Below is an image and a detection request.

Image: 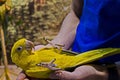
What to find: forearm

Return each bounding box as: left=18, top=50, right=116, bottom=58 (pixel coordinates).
left=35, top=11, right=79, bottom=50
left=49, top=10, right=79, bottom=50
left=73, top=65, right=108, bottom=80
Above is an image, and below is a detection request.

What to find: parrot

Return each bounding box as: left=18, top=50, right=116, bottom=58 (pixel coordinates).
left=11, top=38, right=120, bottom=79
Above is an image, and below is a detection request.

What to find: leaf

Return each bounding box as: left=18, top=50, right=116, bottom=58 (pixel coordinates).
left=0, top=0, right=12, bottom=22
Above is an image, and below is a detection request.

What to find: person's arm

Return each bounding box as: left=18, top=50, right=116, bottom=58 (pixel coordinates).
left=49, top=65, right=108, bottom=80
left=35, top=0, right=84, bottom=50
left=35, top=8, right=79, bottom=49
left=43, top=0, right=83, bottom=50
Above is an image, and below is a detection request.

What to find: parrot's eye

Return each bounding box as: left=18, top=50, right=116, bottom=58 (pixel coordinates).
left=17, top=46, right=23, bottom=51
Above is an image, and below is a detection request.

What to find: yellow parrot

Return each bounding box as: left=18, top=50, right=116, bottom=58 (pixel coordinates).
left=11, top=38, right=120, bottom=79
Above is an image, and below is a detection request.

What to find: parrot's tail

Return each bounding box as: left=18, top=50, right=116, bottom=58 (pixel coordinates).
left=72, top=48, right=120, bottom=67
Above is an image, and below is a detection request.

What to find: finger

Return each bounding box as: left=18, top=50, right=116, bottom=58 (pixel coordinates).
left=49, top=70, right=63, bottom=79
left=49, top=72, right=59, bottom=79
left=34, top=45, right=45, bottom=50
left=16, top=72, right=26, bottom=80
left=55, top=70, right=73, bottom=80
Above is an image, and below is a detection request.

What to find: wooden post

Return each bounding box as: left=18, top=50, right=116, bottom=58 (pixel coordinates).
left=0, top=26, right=10, bottom=80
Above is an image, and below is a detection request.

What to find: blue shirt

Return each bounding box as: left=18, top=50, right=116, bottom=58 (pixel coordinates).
left=72, top=0, right=120, bottom=64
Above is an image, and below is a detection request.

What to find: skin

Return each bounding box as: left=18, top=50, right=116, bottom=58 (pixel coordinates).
left=17, top=0, right=109, bottom=80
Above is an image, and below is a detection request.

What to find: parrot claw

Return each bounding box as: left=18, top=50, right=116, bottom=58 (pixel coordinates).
left=36, top=58, right=61, bottom=70
left=43, top=37, right=65, bottom=49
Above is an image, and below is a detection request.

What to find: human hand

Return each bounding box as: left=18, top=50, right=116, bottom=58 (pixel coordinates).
left=16, top=71, right=40, bottom=80
left=49, top=65, right=108, bottom=80
left=16, top=71, right=26, bottom=80
left=34, top=44, right=53, bottom=51
left=34, top=45, right=46, bottom=51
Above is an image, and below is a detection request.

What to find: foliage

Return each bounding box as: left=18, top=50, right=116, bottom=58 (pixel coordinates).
left=0, top=0, right=12, bottom=32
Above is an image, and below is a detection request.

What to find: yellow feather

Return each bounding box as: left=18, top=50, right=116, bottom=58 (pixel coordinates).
left=11, top=38, right=120, bottom=78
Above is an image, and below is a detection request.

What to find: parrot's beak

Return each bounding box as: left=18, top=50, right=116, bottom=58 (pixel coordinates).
left=26, top=40, right=35, bottom=54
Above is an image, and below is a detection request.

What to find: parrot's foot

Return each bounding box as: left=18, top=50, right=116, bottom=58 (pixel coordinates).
left=44, top=37, right=65, bottom=49
left=36, top=59, right=61, bottom=70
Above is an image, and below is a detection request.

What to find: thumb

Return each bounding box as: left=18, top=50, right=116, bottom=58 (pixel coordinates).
left=16, top=72, right=26, bottom=80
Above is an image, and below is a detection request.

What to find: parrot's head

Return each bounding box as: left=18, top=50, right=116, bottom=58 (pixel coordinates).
left=11, top=38, right=35, bottom=68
